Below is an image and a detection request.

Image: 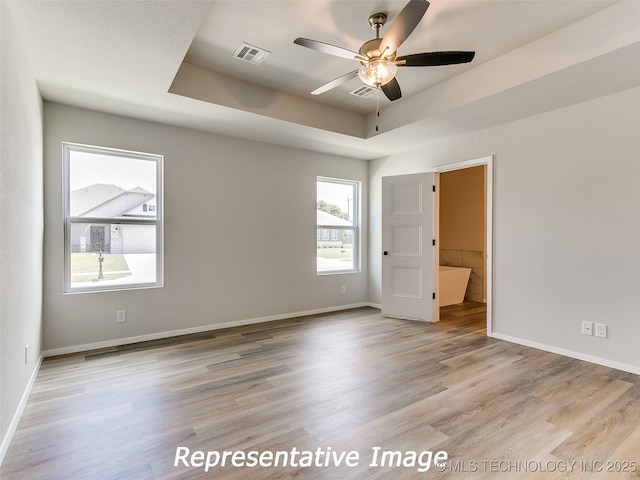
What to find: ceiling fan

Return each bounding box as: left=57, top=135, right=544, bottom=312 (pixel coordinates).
left=294, top=0, right=475, bottom=102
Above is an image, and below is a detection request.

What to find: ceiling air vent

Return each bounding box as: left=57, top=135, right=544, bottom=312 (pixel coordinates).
left=349, top=85, right=376, bottom=98
left=233, top=42, right=270, bottom=65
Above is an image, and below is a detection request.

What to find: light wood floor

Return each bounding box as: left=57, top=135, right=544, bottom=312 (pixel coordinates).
left=2, top=303, right=639, bottom=479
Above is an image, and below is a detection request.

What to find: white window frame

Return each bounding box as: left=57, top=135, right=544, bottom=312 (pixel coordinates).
left=63, top=142, right=163, bottom=293
left=316, top=176, right=360, bottom=275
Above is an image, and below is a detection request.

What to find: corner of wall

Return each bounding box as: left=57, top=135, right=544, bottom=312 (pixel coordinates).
left=0, top=0, right=44, bottom=465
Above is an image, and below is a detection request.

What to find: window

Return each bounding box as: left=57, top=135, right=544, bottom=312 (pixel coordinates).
left=64, top=143, right=163, bottom=293
left=317, top=177, right=359, bottom=274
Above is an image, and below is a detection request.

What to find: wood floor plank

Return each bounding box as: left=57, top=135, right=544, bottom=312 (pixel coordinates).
left=551, top=395, right=640, bottom=462
left=2, top=304, right=639, bottom=480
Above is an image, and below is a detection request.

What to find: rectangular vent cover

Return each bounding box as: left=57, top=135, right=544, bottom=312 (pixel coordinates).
left=349, top=85, right=377, bottom=98
left=233, top=43, right=270, bottom=65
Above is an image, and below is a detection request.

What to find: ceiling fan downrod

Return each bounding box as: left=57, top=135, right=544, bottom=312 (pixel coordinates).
left=368, top=12, right=387, bottom=39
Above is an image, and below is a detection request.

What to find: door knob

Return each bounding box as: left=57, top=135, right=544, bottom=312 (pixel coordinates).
left=383, top=251, right=388, bottom=255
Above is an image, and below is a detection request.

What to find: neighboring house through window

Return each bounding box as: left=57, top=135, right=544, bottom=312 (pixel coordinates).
left=64, top=143, right=163, bottom=292
left=317, top=177, right=359, bottom=274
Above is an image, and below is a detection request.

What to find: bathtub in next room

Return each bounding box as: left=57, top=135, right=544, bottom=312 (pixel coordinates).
left=439, top=266, right=471, bottom=307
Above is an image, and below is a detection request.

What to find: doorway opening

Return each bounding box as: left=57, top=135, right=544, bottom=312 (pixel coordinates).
left=433, top=156, right=493, bottom=335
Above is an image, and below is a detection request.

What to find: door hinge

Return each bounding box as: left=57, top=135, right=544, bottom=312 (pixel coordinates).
left=432, top=292, right=436, bottom=300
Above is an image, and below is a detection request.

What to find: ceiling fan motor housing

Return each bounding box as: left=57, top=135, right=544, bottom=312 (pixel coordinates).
left=359, top=38, right=397, bottom=62
left=362, top=12, right=396, bottom=60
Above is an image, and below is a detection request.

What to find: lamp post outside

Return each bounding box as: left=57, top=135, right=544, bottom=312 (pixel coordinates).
left=97, top=250, right=104, bottom=280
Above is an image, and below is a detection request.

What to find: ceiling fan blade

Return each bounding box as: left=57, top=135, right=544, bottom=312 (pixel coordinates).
left=294, top=38, right=367, bottom=62
left=311, top=70, right=359, bottom=95
left=396, top=51, right=475, bottom=66
left=379, top=0, right=430, bottom=56
left=381, top=77, right=402, bottom=101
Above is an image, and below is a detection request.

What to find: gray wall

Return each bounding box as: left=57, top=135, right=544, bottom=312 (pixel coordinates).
left=0, top=2, right=44, bottom=460
left=369, top=86, right=640, bottom=372
left=43, top=103, right=369, bottom=353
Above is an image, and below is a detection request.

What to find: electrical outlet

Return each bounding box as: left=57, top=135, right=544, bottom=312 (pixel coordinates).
left=595, top=323, right=607, bottom=338
left=117, top=310, right=127, bottom=323
left=581, top=321, right=593, bottom=336
left=340, top=286, right=346, bottom=295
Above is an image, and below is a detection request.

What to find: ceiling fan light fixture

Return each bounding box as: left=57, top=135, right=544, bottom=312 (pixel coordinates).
left=357, top=59, right=397, bottom=88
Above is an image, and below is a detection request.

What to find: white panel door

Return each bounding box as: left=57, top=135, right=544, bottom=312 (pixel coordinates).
left=382, top=173, right=437, bottom=321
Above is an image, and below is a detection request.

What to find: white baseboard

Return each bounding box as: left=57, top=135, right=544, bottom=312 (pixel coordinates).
left=43, top=303, right=376, bottom=357
left=491, top=332, right=640, bottom=375
left=1, top=353, right=44, bottom=466
left=42, top=304, right=638, bottom=372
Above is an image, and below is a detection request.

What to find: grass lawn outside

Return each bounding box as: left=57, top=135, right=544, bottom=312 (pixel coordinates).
left=71, top=253, right=131, bottom=282
left=316, top=247, right=352, bottom=260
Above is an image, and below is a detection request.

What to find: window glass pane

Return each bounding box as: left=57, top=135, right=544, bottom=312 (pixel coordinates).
left=69, top=222, right=157, bottom=288
left=317, top=228, right=354, bottom=272
left=316, top=181, right=354, bottom=227
left=69, top=150, right=157, bottom=220
left=317, top=178, right=358, bottom=273
left=65, top=143, right=162, bottom=293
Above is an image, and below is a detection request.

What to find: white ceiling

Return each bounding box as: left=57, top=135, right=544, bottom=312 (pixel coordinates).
left=186, top=0, right=615, bottom=113
left=7, top=0, right=640, bottom=160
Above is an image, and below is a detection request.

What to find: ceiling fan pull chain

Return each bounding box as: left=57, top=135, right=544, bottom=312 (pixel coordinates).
left=376, top=89, right=380, bottom=132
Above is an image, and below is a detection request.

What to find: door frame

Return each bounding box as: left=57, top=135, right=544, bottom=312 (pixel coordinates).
left=432, top=155, right=493, bottom=336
